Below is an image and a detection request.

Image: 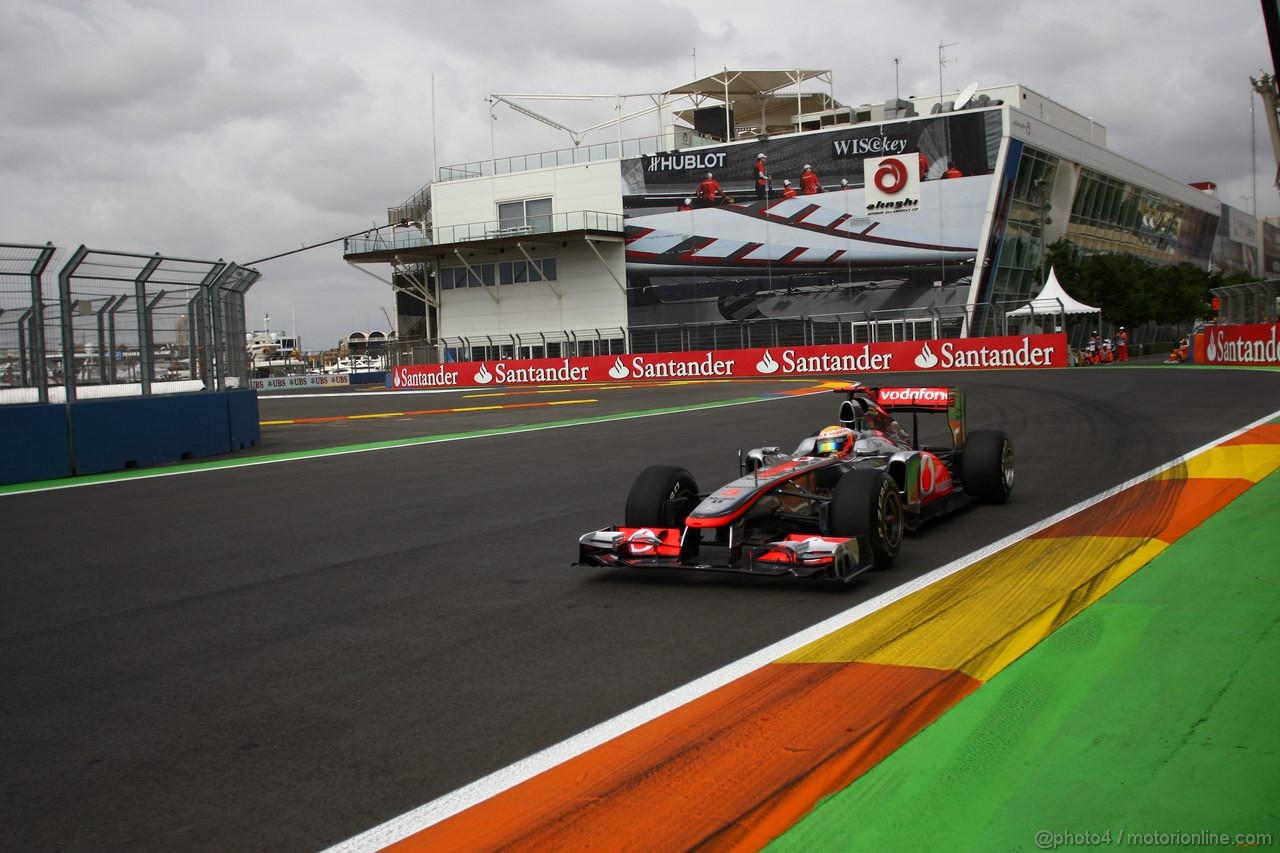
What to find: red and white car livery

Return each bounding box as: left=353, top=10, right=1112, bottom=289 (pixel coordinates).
left=577, top=382, right=1014, bottom=583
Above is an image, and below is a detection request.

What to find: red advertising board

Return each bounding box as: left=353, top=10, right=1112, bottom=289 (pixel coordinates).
left=390, top=334, right=1069, bottom=390
left=1193, top=323, right=1280, bottom=366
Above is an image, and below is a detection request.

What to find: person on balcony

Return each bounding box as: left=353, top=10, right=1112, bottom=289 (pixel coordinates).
left=800, top=164, right=822, bottom=195
left=697, top=172, right=725, bottom=204
left=754, top=154, right=771, bottom=199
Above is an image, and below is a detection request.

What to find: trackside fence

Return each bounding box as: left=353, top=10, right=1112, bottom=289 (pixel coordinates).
left=0, top=242, right=259, bottom=406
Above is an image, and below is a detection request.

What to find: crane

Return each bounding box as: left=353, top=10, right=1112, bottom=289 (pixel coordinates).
left=1251, top=73, right=1280, bottom=191
left=1258, top=0, right=1280, bottom=191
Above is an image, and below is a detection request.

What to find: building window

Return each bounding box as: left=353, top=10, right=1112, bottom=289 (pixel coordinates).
left=497, top=197, right=553, bottom=234
left=441, top=257, right=558, bottom=290
left=1065, top=168, right=1212, bottom=264
left=987, top=146, right=1062, bottom=307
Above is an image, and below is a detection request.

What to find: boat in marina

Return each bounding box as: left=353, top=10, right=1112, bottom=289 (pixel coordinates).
left=246, top=317, right=307, bottom=378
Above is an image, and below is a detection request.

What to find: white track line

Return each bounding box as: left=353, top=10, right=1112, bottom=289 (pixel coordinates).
left=324, top=406, right=1280, bottom=853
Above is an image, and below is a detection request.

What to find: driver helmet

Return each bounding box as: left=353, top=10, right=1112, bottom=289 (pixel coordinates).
left=814, top=425, right=856, bottom=457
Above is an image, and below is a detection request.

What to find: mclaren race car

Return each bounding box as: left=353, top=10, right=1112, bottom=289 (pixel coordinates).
left=576, top=383, right=1014, bottom=583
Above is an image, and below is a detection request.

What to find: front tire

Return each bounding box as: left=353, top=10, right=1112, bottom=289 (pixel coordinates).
left=962, top=429, right=1014, bottom=504
left=624, top=465, right=699, bottom=528
left=828, top=469, right=904, bottom=570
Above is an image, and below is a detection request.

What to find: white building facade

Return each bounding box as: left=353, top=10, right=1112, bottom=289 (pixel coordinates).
left=345, top=72, right=1258, bottom=359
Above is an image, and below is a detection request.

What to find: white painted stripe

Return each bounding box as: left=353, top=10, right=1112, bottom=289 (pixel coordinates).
left=323, top=406, right=1280, bottom=852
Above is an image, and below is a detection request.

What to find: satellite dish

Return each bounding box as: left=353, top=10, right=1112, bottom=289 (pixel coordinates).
left=954, top=81, right=979, bottom=110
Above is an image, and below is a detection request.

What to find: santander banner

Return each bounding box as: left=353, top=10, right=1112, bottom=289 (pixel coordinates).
left=390, top=334, right=1068, bottom=390
left=1194, top=323, right=1280, bottom=366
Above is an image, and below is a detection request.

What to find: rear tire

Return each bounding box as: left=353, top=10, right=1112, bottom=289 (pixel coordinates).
left=962, top=429, right=1014, bottom=504
left=624, top=465, right=699, bottom=528
left=828, top=469, right=904, bottom=570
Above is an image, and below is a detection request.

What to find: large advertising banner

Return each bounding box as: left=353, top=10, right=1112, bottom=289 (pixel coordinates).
left=390, top=333, right=1069, bottom=390
left=618, top=111, right=1003, bottom=328
left=1211, top=203, right=1262, bottom=276
left=1193, top=323, right=1280, bottom=366
left=1263, top=221, right=1280, bottom=279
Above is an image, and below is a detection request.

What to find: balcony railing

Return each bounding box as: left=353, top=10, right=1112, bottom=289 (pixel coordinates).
left=344, top=210, right=623, bottom=255
left=344, top=229, right=431, bottom=254
left=436, top=130, right=722, bottom=183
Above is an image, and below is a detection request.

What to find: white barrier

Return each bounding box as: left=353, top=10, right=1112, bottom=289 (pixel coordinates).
left=251, top=374, right=351, bottom=392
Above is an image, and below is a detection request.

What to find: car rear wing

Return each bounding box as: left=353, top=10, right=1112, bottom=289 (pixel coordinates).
left=832, top=383, right=967, bottom=448
left=875, top=386, right=953, bottom=411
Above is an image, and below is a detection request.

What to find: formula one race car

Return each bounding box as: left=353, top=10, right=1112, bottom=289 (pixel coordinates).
left=576, top=383, right=1014, bottom=583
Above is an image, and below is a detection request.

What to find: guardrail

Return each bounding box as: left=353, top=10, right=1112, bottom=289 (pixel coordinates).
left=436, top=130, right=721, bottom=183
left=343, top=210, right=623, bottom=256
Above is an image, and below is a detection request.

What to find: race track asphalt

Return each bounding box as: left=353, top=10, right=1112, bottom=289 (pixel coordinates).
left=1, top=365, right=1276, bottom=851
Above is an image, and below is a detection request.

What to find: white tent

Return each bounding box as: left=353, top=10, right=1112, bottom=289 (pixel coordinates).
left=1006, top=266, right=1100, bottom=319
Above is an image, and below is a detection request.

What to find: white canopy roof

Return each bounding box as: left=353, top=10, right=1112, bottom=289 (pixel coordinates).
left=1006, top=267, right=1099, bottom=316
left=665, top=69, right=838, bottom=136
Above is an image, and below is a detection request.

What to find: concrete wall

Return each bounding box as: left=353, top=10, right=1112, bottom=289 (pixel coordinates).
left=433, top=160, right=628, bottom=339
left=440, top=242, right=627, bottom=339
left=432, top=160, right=623, bottom=227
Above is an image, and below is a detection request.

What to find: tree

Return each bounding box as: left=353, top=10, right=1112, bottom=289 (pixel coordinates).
left=1042, top=242, right=1214, bottom=326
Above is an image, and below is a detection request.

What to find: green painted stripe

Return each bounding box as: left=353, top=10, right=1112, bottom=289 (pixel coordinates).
left=0, top=389, right=813, bottom=496
left=766, top=470, right=1280, bottom=851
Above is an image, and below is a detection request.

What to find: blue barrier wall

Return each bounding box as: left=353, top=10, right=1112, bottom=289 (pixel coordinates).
left=0, top=403, right=73, bottom=485
left=0, top=390, right=260, bottom=485
left=226, top=388, right=261, bottom=451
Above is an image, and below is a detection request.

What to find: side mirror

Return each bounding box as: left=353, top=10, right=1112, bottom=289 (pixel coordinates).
left=742, top=447, right=780, bottom=474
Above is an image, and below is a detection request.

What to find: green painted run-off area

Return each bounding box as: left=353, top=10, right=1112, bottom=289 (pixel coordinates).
left=770, top=470, right=1280, bottom=851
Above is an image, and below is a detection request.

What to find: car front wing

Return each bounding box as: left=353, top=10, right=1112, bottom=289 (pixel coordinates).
left=575, top=526, right=875, bottom=582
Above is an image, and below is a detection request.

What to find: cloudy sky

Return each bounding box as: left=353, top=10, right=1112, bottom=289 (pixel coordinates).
left=2, top=0, right=1274, bottom=349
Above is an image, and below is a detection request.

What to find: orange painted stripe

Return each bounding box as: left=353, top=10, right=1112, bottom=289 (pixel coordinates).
left=389, top=662, right=979, bottom=852
left=262, top=398, right=596, bottom=426
left=1221, top=423, right=1280, bottom=445
left=463, top=388, right=588, bottom=398
left=1031, top=477, right=1253, bottom=543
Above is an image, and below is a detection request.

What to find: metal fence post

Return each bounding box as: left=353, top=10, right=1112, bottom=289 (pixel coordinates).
left=25, top=244, right=55, bottom=403
left=56, top=245, right=90, bottom=403
left=131, top=256, right=162, bottom=395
